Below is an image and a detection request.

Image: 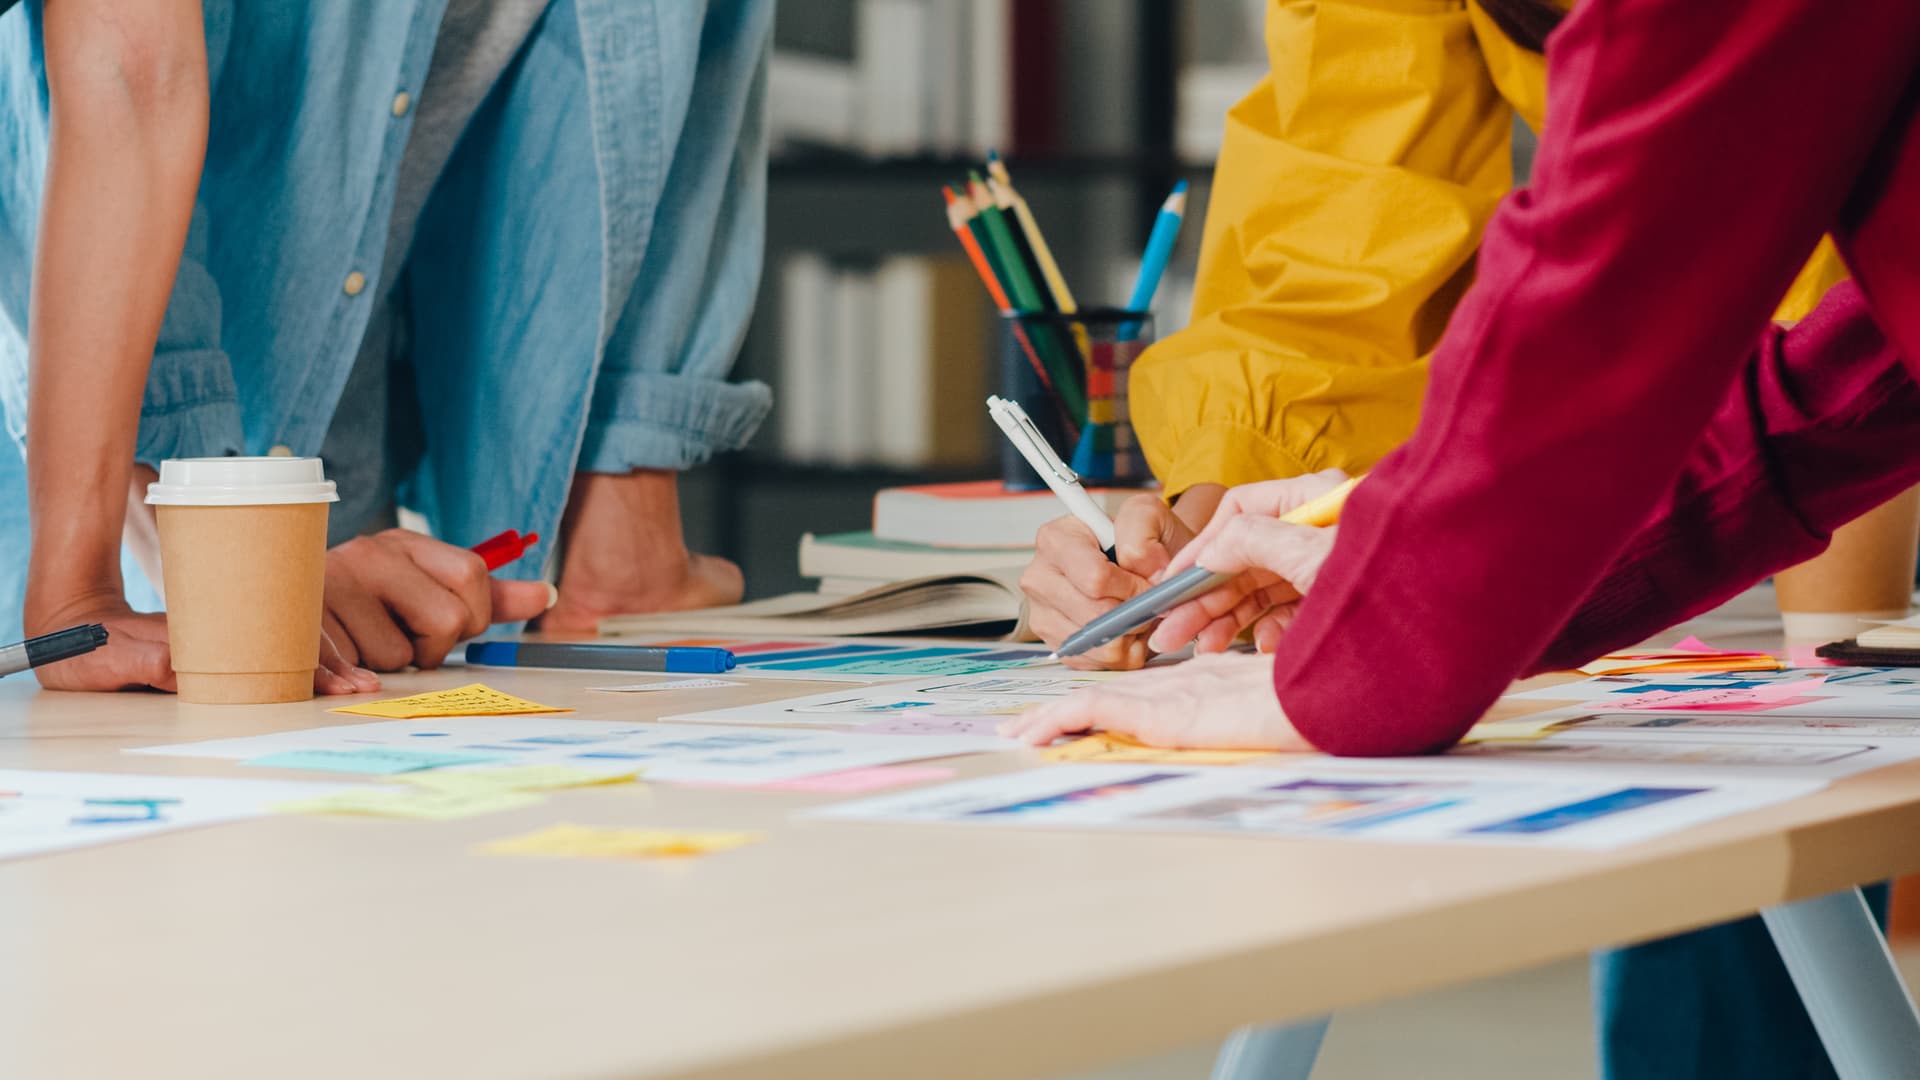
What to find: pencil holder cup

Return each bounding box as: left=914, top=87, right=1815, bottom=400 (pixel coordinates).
left=998, top=308, right=1153, bottom=490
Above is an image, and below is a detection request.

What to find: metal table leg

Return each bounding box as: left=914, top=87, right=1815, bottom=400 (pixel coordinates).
left=1763, top=886, right=1920, bottom=1080
left=1208, top=1016, right=1331, bottom=1080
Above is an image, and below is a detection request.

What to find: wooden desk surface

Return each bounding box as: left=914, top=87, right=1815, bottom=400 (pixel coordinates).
left=1, top=590, right=1916, bottom=1080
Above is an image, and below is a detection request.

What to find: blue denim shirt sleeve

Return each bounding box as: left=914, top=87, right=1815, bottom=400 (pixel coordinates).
left=139, top=202, right=246, bottom=463
left=576, top=0, right=773, bottom=473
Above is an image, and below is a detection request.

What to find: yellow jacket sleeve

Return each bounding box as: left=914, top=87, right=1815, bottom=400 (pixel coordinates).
left=1132, top=0, right=1513, bottom=495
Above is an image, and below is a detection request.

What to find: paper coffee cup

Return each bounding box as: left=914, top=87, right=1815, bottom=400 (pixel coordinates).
left=1775, top=487, right=1920, bottom=641
left=147, top=458, right=337, bottom=704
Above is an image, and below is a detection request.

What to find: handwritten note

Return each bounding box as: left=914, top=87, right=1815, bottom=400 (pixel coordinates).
left=243, top=748, right=504, bottom=775
left=276, top=787, right=542, bottom=820
left=1042, top=732, right=1279, bottom=766
left=1609, top=676, right=1829, bottom=712
left=480, top=823, right=761, bottom=860
left=398, top=765, right=639, bottom=794
left=330, top=684, right=571, bottom=720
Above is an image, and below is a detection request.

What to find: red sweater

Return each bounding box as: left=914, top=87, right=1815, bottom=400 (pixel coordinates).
left=1274, top=0, right=1920, bottom=756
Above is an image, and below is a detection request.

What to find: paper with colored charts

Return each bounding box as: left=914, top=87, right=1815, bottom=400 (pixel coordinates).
left=1505, top=666, right=1920, bottom=718
left=663, top=672, right=1107, bottom=731
left=613, top=635, right=1057, bottom=683
left=808, top=763, right=1820, bottom=850
left=1477, top=701, right=1920, bottom=743
left=128, top=717, right=1008, bottom=786
left=1451, top=718, right=1920, bottom=783
left=0, top=770, right=352, bottom=862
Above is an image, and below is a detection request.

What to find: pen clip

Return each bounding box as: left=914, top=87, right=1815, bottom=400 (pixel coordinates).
left=988, top=396, right=1080, bottom=486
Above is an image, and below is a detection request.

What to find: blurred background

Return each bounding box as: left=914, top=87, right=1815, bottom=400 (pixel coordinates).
left=681, top=0, right=1256, bottom=597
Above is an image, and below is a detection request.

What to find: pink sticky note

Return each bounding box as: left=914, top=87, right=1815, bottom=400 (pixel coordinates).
left=1787, top=644, right=1842, bottom=668
left=1670, top=635, right=1720, bottom=654
left=861, top=713, right=1009, bottom=737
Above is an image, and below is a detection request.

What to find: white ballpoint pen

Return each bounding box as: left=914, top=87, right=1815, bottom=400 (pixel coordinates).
left=986, top=395, right=1117, bottom=560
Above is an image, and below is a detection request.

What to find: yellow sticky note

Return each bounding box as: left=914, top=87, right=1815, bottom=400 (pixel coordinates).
left=399, top=765, right=639, bottom=795
left=329, top=683, right=571, bottom=719
left=1042, top=732, right=1279, bottom=766
left=275, top=787, right=543, bottom=821
left=1460, top=715, right=1575, bottom=744
left=480, top=823, right=761, bottom=860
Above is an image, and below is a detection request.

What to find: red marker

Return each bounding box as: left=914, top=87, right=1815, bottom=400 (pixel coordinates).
left=470, top=529, right=540, bottom=571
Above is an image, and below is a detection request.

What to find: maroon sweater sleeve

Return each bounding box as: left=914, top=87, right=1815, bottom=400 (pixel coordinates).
left=1274, top=0, right=1920, bottom=757
left=1538, top=283, right=1920, bottom=671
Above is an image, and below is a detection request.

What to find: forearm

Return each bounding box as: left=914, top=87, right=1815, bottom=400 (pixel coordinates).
left=25, top=0, right=207, bottom=617
left=1273, top=0, right=1920, bottom=756
left=1538, top=283, right=1920, bottom=670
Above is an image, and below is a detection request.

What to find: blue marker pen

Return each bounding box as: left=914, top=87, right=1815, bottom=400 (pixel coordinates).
left=464, top=641, right=736, bottom=675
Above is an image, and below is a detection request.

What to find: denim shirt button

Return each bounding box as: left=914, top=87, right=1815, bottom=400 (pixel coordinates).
left=343, top=271, right=367, bottom=297
left=391, top=92, right=411, bottom=118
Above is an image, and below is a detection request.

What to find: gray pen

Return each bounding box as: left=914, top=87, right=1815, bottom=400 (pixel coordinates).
left=1051, top=565, right=1232, bottom=659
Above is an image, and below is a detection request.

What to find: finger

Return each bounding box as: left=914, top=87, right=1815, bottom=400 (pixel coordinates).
left=1254, top=605, right=1299, bottom=653
left=317, top=627, right=381, bottom=694
left=388, top=531, right=493, bottom=638
left=1147, top=574, right=1266, bottom=653
left=321, top=611, right=359, bottom=666
left=1113, top=496, right=1177, bottom=580
left=489, top=579, right=558, bottom=625
left=1195, top=586, right=1290, bottom=654
left=1000, top=693, right=1105, bottom=745
left=1021, top=563, right=1131, bottom=640
left=326, top=566, right=415, bottom=672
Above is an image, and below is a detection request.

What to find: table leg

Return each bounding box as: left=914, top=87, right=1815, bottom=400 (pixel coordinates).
left=1762, top=886, right=1920, bottom=1079
left=1207, top=1016, right=1330, bottom=1080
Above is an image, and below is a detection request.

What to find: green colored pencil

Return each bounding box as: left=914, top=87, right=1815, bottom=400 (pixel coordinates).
left=967, top=174, right=1085, bottom=424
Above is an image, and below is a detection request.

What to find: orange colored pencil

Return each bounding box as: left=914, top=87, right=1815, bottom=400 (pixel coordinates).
left=944, top=186, right=1056, bottom=395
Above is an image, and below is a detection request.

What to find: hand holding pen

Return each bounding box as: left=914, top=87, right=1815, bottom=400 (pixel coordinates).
left=1052, top=472, right=1360, bottom=661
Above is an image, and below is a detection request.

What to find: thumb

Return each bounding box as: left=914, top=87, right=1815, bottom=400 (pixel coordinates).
left=489, top=579, right=559, bottom=624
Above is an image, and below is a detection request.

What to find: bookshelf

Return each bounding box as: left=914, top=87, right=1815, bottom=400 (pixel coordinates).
left=682, top=0, right=1265, bottom=599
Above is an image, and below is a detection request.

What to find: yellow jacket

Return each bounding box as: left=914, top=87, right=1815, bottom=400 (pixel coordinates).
left=1131, top=0, right=1848, bottom=496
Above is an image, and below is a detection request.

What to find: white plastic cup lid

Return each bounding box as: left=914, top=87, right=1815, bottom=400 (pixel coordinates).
left=145, top=457, right=339, bottom=506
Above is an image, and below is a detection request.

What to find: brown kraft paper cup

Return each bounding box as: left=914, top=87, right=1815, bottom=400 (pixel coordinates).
left=155, top=502, right=329, bottom=704
left=1774, top=486, right=1920, bottom=641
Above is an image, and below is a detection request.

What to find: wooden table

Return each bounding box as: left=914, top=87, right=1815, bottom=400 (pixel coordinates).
left=1, top=593, right=1917, bottom=1080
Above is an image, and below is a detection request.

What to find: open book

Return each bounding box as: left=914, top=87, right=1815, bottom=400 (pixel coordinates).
left=597, top=569, right=1032, bottom=641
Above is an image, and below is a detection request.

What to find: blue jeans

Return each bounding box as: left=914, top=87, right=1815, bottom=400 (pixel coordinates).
left=1593, top=883, right=1892, bottom=1079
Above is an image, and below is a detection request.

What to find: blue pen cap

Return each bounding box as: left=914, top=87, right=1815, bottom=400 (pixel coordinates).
left=465, top=641, right=519, bottom=666
left=666, top=647, right=737, bottom=675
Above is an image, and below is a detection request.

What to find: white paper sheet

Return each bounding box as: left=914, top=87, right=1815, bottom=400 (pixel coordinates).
left=1446, top=729, right=1920, bottom=781
left=808, top=763, right=1820, bottom=849
left=129, top=718, right=1010, bottom=785
left=0, top=770, right=349, bottom=862
left=663, top=673, right=1104, bottom=730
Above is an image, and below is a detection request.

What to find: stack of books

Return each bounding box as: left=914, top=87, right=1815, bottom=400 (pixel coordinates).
left=600, top=481, right=1141, bottom=641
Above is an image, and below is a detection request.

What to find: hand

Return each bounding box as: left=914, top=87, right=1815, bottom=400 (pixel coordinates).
left=538, top=470, right=744, bottom=632
left=1000, top=651, right=1312, bottom=751
left=324, top=529, right=557, bottom=672
left=1146, top=471, right=1348, bottom=657
left=26, top=579, right=382, bottom=696
left=542, top=552, right=743, bottom=631
left=24, top=589, right=176, bottom=692
left=1020, top=494, right=1195, bottom=670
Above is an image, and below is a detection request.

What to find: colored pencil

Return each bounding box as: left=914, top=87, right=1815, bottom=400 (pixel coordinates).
left=1125, top=180, right=1188, bottom=318
left=944, top=187, right=1057, bottom=395
left=969, top=174, right=1086, bottom=424
left=985, top=152, right=1081, bottom=321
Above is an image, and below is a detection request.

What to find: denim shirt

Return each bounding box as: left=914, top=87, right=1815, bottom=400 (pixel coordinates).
left=0, top=0, right=772, bottom=578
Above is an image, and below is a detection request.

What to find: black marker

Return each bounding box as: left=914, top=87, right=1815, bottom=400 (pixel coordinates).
left=0, top=624, right=109, bottom=678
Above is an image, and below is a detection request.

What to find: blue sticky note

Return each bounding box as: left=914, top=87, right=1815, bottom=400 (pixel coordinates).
left=243, top=748, right=503, bottom=775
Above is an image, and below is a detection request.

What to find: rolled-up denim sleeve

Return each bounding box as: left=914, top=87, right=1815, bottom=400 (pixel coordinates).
left=137, top=203, right=245, bottom=464
left=576, top=0, right=772, bottom=474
